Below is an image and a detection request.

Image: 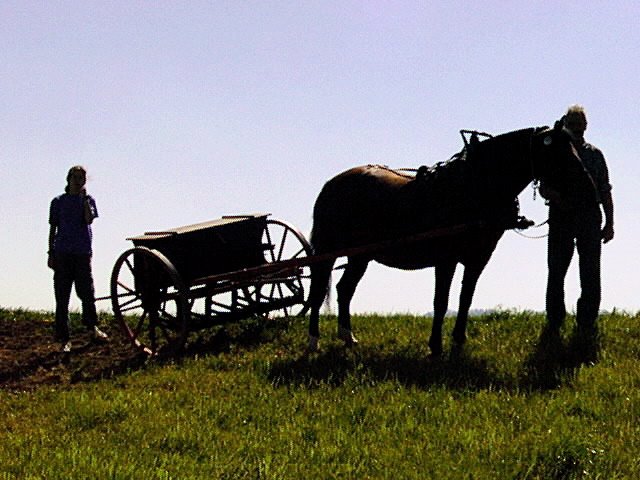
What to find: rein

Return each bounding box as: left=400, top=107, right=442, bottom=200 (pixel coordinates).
left=512, top=129, right=549, bottom=239
left=513, top=219, right=549, bottom=239
left=514, top=157, right=549, bottom=240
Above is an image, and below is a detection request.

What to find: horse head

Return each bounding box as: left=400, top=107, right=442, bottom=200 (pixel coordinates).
left=531, top=120, right=599, bottom=207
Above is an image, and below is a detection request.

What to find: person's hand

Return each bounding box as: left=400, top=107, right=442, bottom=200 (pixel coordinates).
left=47, top=254, right=55, bottom=270
left=602, top=223, right=614, bottom=243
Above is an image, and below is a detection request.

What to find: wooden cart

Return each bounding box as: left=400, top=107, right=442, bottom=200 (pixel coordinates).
left=110, top=214, right=312, bottom=355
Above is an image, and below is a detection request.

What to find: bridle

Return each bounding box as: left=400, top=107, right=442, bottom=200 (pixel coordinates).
left=514, top=128, right=553, bottom=239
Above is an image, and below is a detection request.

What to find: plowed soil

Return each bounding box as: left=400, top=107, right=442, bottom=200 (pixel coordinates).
left=0, top=312, right=146, bottom=392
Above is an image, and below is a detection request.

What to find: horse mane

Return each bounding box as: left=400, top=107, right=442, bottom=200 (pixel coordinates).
left=367, top=127, right=550, bottom=187
left=412, top=126, right=550, bottom=182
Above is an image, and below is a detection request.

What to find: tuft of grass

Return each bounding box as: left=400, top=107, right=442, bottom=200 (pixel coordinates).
left=1, top=308, right=639, bottom=479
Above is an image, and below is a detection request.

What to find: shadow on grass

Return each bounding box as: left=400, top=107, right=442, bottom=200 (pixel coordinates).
left=3, top=310, right=598, bottom=394
left=181, top=315, right=294, bottom=358
left=519, top=326, right=601, bottom=392
left=268, top=328, right=598, bottom=393
left=267, top=343, right=509, bottom=392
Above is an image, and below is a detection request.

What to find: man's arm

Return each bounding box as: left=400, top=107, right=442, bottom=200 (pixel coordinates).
left=48, top=225, right=56, bottom=269
left=601, top=191, right=614, bottom=243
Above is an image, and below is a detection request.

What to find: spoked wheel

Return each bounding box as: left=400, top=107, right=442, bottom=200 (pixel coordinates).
left=111, top=247, right=189, bottom=356
left=256, top=218, right=313, bottom=317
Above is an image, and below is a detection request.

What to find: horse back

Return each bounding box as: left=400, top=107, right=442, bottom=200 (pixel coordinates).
left=311, top=165, right=423, bottom=253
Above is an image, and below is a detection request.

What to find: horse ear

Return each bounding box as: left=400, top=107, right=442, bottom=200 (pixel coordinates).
left=416, top=165, right=429, bottom=182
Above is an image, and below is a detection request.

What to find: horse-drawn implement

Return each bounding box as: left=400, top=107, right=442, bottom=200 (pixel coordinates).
left=110, top=214, right=314, bottom=355
left=109, top=121, right=593, bottom=357
left=110, top=212, right=476, bottom=356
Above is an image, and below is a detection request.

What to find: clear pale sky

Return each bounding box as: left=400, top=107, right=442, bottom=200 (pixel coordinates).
left=2, top=1, right=638, bottom=315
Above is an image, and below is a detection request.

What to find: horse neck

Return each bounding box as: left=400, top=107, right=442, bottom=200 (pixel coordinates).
left=471, top=131, right=534, bottom=202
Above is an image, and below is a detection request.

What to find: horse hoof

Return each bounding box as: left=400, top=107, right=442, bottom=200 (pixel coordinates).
left=337, top=327, right=359, bottom=347
left=308, top=335, right=320, bottom=353
left=428, top=337, right=443, bottom=357
left=452, top=330, right=467, bottom=345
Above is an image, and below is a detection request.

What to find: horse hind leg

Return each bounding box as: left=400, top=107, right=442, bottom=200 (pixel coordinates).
left=429, top=262, right=456, bottom=356
left=336, top=257, right=368, bottom=347
left=307, top=261, right=334, bottom=351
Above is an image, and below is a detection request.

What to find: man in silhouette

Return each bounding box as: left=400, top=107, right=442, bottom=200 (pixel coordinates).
left=540, top=105, right=614, bottom=343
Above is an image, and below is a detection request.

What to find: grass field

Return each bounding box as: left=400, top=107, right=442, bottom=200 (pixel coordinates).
left=1, top=308, right=639, bottom=479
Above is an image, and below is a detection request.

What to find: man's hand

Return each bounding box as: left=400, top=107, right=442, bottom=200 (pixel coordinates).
left=602, top=223, right=614, bottom=243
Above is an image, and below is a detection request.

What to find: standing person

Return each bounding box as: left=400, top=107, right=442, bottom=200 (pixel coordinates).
left=48, top=166, right=108, bottom=352
left=540, top=105, right=614, bottom=346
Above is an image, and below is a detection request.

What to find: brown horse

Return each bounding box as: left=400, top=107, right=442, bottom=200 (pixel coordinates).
left=307, top=122, right=594, bottom=355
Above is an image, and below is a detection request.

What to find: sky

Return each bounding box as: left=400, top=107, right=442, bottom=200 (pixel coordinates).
left=2, top=1, right=639, bottom=317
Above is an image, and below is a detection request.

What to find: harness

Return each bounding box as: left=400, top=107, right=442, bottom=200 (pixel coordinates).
left=380, top=128, right=549, bottom=236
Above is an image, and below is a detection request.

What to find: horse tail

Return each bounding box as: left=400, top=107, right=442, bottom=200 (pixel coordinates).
left=324, top=270, right=333, bottom=313
left=309, top=224, right=332, bottom=311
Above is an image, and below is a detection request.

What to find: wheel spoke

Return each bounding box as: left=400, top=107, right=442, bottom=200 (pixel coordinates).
left=118, top=294, right=142, bottom=311
left=124, top=257, right=135, bottom=275
left=132, top=311, right=148, bottom=338
left=117, top=280, right=136, bottom=295
left=276, top=228, right=288, bottom=262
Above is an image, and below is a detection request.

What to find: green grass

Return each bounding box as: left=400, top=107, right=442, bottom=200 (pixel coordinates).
left=2, top=309, right=640, bottom=479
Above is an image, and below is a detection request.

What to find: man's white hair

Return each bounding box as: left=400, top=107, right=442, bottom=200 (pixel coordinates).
left=565, top=104, right=586, bottom=118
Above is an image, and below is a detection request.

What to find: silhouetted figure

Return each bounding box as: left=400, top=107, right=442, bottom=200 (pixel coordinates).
left=48, top=166, right=108, bottom=352
left=540, top=105, right=614, bottom=349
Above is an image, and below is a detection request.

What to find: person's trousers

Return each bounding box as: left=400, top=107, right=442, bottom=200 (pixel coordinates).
left=53, top=252, right=97, bottom=342
left=546, top=207, right=602, bottom=329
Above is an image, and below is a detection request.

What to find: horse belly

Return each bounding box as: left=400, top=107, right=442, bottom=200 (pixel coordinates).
left=373, top=238, right=458, bottom=270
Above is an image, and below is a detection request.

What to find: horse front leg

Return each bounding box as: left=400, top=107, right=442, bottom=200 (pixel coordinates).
left=429, top=262, right=456, bottom=356
left=336, top=257, right=368, bottom=347
left=452, top=262, right=486, bottom=346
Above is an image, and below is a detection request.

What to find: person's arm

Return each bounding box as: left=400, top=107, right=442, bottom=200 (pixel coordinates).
left=48, top=225, right=56, bottom=269
left=83, top=193, right=97, bottom=225
left=601, top=191, right=614, bottom=243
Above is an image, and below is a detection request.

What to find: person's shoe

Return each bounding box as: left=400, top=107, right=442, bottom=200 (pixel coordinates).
left=92, top=326, right=109, bottom=341
left=540, top=323, right=561, bottom=343
left=61, top=341, right=72, bottom=353
left=571, top=324, right=600, bottom=365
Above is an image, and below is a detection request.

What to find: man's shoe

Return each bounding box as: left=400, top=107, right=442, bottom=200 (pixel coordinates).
left=571, top=325, right=600, bottom=365
left=540, top=323, right=561, bottom=342
left=62, top=341, right=72, bottom=353
left=92, top=326, right=109, bottom=341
